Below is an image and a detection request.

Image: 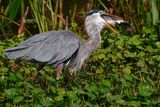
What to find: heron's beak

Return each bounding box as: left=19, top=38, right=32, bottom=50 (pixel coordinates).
left=101, top=13, right=123, bottom=35
left=101, top=12, right=133, bottom=35
left=104, top=22, right=120, bottom=35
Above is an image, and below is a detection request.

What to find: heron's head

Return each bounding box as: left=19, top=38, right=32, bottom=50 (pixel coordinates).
left=85, top=9, right=129, bottom=35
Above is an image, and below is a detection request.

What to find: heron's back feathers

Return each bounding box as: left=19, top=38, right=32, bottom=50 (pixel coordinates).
left=4, top=30, right=82, bottom=66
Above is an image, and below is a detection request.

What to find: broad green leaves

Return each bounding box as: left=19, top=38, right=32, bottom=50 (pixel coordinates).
left=138, top=83, right=156, bottom=97
left=128, top=35, right=142, bottom=46
left=6, top=88, right=17, bottom=98
left=156, top=42, right=160, bottom=49
left=13, top=96, right=24, bottom=103
left=1, top=26, right=160, bottom=106
left=66, top=91, right=77, bottom=100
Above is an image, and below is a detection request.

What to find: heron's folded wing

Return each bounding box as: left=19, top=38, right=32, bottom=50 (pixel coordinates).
left=4, top=30, right=81, bottom=66
left=29, top=31, right=81, bottom=66
left=20, top=31, right=55, bottom=46
left=4, top=45, right=31, bottom=59
left=4, top=31, right=55, bottom=59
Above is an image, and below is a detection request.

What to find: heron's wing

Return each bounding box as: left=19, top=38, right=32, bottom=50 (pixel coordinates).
left=4, top=31, right=55, bottom=59
left=28, top=31, right=81, bottom=66
left=4, top=30, right=81, bottom=66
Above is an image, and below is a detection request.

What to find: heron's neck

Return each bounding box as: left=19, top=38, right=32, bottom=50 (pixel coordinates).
left=67, top=27, right=101, bottom=73
left=85, top=28, right=101, bottom=54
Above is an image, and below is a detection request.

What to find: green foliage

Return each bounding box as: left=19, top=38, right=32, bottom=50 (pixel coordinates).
left=1, top=26, right=160, bottom=106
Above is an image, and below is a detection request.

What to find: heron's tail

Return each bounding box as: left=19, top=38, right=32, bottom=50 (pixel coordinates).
left=4, top=45, right=30, bottom=59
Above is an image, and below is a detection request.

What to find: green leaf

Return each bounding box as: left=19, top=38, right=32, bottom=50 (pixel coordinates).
left=122, top=81, right=131, bottom=88
left=6, top=88, right=16, bottom=98
left=45, top=75, right=56, bottom=82
left=86, top=93, right=96, bottom=100
left=126, top=101, right=141, bottom=107
left=138, top=84, right=154, bottom=97
left=13, top=96, right=24, bottom=103
left=124, top=74, right=133, bottom=81
left=66, top=91, right=77, bottom=100
left=40, top=97, right=53, bottom=106
left=54, top=95, right=63, bottom=101
left=145, top=46, right=153, bottom=53
left=136, top=60, right=145, bottom=67
left=18, top=81, right=26, bottom=87
left=115, top=38, right=124, bottom=46
left=96, top=68, right=104, bottom=74
left=142, top=27, right=153, bottom=34
left=86, top=84, right=97, bottom=92
left=31, top=88, right=43, bottom=95
left=156, top=42, right=160, bottom=49
left=33, top=103, right=43, bottom=107
left=124, top=51, right=137, bottom=58
left=0, top=46, right=4, bottom=51
left=84, top=102, right=92, bottom=107
left=123, top=67, right=131, bottom=75
left=129, top=35, right=142, bottom=46
left=50, top=86, right=56, bottom=93
left=98, top=54, right=105, bottom=59
left=137, top=52, right=145, bottom=58
left=115, top=38, right=124, bottom=49
left=141, top=67, right=148, bottom=73
left=100, top=79, right=111, bottom=87
left=57, top=88, right=66, bottom=95
left=107, top=39, right=114, bottom=43
left=20, top=104, right=30, bottom=107
left=0, top=67, right=9, bottom=73
left=0, top=76, right=5, bottom=83
left=26, top=82, right=34, bottom=89
left=5, top=103, right=12, bottom=107
left=116, top=52, right=123, bottom=59
left=9, top=75, right=18, bottom=81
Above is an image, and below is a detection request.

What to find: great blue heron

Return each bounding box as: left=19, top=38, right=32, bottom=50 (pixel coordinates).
left=4, top=9, right=131, bottom=80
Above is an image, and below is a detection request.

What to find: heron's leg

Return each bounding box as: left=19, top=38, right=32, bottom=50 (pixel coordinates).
left=37, top=63, right=46, bottom=71
left=35, top=63, right=46, bottom=76
left=55, top=63, right=64, bottom=80
left=82, top=64, right=88, bottom=70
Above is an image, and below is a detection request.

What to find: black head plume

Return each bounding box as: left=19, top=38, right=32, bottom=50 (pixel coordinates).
left=87, top=9, right=100, bottom=16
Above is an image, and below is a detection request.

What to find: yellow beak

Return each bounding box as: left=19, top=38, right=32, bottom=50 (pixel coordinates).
left=105, top=22, right=120, bottom=35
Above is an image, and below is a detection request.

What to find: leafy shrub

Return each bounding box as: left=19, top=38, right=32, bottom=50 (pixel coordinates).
left=0, top=25, right=160, bottom=106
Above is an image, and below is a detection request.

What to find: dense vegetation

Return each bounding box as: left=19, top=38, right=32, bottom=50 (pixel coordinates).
left=0, top=0, right=160, bottom=106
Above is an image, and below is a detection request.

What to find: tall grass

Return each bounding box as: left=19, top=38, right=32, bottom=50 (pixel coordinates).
left=99, top=0, right=159, bottom=32
left=1, top=0, right=159, bottom=35
left=29, top=0, right=67, bottom=32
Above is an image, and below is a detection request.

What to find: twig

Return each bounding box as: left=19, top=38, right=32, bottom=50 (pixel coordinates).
left=0, top=14, right=32, bottom=37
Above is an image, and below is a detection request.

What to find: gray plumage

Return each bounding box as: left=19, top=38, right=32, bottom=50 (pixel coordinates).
left=5, top=30, right=81, bottom=67
left=4, top=9, right=130, bottom=80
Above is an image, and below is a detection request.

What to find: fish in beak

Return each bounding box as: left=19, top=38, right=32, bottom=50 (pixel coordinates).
left=100, top=12, right=133, bottom=34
